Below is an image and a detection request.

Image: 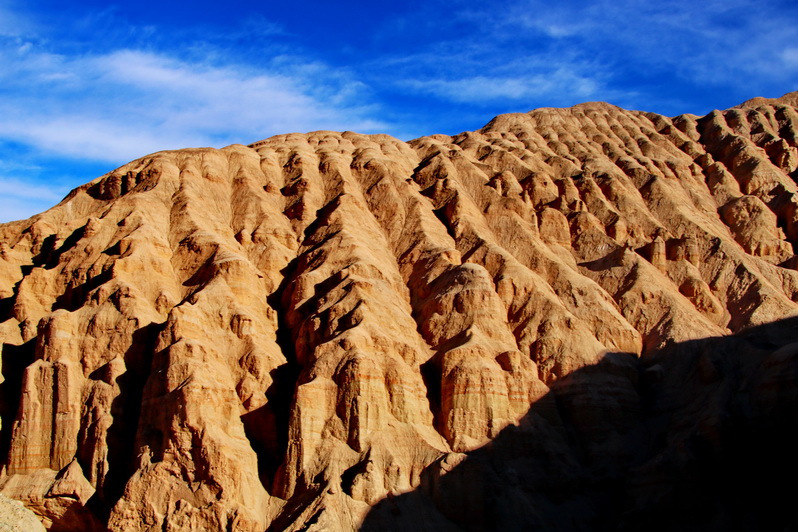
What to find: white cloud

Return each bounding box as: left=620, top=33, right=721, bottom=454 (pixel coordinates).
left=0, top=0, right=32, bottom=37
left=0, top=197, right=53, bottom=223
left=0, top=115, right=199, bottom=163
left=0, top=36, right=388, bottom=165
left=406, top=70, right=599, bottom=103
left=373, top=34, right=615, bottom=109
left=538, top=23, right=580, bottom=38
left=0, top=176, right=68, bottom=223
left=782, top=48, right=798, bottom=69
left=0, top=4, right=395, bottom=221
left=508, top=0, right=798, bottom=83
left=377, top=0, right=798, bottom=114
left=0, top=177, right=63, bottom=201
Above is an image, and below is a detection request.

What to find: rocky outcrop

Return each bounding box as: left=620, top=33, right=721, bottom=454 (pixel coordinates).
left=1, top=92, right=798, bottom=529
left=0, top=493, right=45, bottom=531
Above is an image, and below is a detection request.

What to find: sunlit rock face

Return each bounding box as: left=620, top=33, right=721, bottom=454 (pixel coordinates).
left=1, top=92, right=798, bottom=530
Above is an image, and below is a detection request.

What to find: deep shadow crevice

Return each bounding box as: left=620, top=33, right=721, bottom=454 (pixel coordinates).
left=0, top=340, right=35, bottom=463
left=239, top=258, right=303, bottom=495
left=96, top=321, right=163, bottom=517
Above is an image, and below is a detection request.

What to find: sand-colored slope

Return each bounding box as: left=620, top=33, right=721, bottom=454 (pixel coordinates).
left=1, top=93, right=798, bottom=529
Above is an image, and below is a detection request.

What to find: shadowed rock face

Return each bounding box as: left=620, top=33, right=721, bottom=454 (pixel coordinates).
left=1, top=92, right=798, bottom=530
left=360, top=317, right=798, bottom=531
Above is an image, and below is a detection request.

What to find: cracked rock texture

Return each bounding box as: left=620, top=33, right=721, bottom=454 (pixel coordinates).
left=1, top=92, right=798, bottom=530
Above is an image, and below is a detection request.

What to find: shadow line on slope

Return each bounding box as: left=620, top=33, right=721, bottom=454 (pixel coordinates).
left=52, top=269, right=113, bottom=312
left=31, top=225, right=86, bottom=271
left=239, top=257, right=304, bottom=496
left=360, top=317, right=798, bottom=532
left=89, top=321, right=164, bottom=519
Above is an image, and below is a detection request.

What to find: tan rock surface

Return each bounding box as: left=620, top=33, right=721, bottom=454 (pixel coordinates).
left=0, top=493, right=45, bottom=531
left=0, top=92, right=798, bottom=529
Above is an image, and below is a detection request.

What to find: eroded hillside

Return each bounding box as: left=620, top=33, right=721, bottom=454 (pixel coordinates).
left=1, top=93, right=798, bottom=530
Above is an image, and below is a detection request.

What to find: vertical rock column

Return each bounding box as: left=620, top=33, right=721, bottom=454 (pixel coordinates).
left=7, top=311, right=83, bottom=474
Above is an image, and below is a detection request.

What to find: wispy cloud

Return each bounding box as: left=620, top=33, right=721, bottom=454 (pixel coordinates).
left=0, top=3, right=394, bottom=222
left=363, top=6, right=620, bottom=111
left=405, top=70, right=599, bottom=103
left=499, top=0, right=798, bottom=84
left=783, top=48, right=798, bottom=69
left=375, top=0, right=798, bottom=114
left=0, top=176, right=63, bottom=201
left=0, top=43, right=387, bottom=164
left=0, top=176, right=68, bottom=222
left=0, top=0, right=33, bottom=37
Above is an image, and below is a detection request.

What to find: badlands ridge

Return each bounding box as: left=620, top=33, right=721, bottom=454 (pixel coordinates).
left=1, top=93, right=798, bottom=530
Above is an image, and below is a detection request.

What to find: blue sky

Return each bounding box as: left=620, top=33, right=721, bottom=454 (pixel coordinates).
left=1, top=0, right=798, bottom=222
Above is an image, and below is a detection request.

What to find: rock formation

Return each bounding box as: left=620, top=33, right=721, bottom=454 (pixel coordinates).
left=1, top=92, right=798, bottom=530
left=0, top=493, right=46, bottom=531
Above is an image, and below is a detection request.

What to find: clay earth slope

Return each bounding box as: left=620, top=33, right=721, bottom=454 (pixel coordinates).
left=1, top=92, right=798, bottom=530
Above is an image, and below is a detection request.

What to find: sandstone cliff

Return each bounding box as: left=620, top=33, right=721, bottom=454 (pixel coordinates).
left=1, top=92, right=798, bottom=530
